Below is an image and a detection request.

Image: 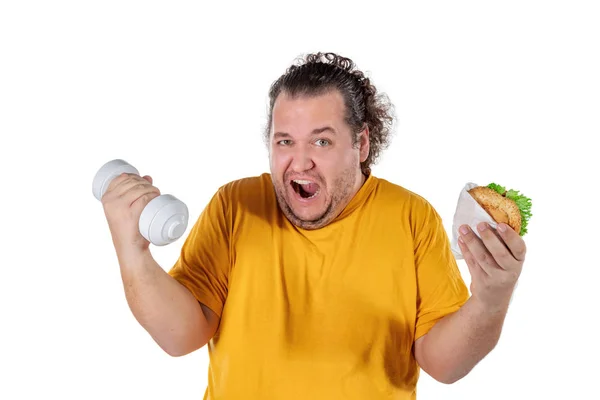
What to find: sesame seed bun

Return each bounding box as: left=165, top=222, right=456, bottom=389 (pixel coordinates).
left=468, top=186, right=522, bottom=234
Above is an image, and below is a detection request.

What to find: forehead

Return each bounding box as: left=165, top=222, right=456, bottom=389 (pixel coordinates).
left=272, top=90, right=347, bottom=129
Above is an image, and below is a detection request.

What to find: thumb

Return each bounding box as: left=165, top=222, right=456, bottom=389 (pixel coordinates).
left=142, top=175, right=153, bottom=184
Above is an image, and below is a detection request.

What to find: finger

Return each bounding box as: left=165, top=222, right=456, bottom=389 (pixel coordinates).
left=112, top=175, right=153, bottom=199
left=142, top=175, right=153, bottom=185
left=125, top=183, right=161, bottom=207
left=104, top=173, right=133, bottom=196
left=477, top=222, right=520, bottom=270
left=459, top=224, right=501, bottom=275
left=105, top=173, right=147, bottom=197
left=131, top=190, right=161, bottom=214
left=459, top=236, right=488, bottom=279
left=497, top=223, right=527, bottom=262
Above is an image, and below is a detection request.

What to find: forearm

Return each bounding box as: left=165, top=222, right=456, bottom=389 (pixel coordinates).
left=116, top=248, right=211, bottom=356
left=417, top=296, right=510, bottom=384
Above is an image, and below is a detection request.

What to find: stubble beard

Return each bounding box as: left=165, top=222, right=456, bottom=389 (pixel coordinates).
left=273, top=166, right=359, bottom=230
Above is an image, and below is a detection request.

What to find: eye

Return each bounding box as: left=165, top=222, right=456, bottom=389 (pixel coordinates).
left=315, top=139, right=330, bottom=147
left=277, top=140, right=292, bottom=146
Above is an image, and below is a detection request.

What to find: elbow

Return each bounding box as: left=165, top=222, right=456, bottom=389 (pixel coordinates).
left=423, top=363, right=472, bottom=385
left=165, top=349, right=191, bottom=358
left=434, top=371, right=467, bottom=385
left=146, top=303, right=219, bottom=358
left=155, top=334, right=208, bottom=357
left=161, top=341, right=204, bottom=357
left=163, top=345, right=193, bottom=357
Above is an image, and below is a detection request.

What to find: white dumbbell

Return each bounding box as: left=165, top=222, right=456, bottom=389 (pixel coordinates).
left=92, top=159, right=189, bottom=246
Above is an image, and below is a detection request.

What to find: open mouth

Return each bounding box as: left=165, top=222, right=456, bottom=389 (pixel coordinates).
left=291, top=179, right=320, bottom=200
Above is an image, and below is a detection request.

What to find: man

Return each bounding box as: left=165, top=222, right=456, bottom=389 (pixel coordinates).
left=101, top=52, right=526, bottom=399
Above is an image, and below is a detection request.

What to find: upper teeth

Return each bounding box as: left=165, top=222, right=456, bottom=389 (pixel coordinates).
left=293, top=180, right=313, bottom=184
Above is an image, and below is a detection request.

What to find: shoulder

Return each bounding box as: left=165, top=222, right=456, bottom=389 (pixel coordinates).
left=212, top=173, right=277, bottom=219
left=215, top=173, right=273, bottom=198
left=368, top=176, right=444, bottom=240
left=370, top=176, right=437, bottom=215
left=370, top=178, right=453, bottom=258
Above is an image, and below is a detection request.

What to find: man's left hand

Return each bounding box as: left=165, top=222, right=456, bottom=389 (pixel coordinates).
left=458, top=222, right=527, bottom=312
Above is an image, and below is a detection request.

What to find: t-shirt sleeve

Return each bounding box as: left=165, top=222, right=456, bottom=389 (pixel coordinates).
left=413, top=201, right=470, bottom=341
left=168, top=187, right=231, bottom=318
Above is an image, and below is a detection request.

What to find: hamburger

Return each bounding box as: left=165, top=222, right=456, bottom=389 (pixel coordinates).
left=468, top=183, right=532, bottom=236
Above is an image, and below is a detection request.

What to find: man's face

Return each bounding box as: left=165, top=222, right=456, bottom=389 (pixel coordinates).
left=269, top=90, right=369, bottom=229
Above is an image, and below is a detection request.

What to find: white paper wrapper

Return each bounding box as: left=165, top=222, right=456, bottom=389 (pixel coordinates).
left=450, top=182, right=499, bottom=260
left=449, top=182, right=520, bottom=305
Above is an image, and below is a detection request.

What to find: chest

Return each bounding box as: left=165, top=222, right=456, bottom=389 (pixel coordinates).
left=226, top=221, right=418, bottom=327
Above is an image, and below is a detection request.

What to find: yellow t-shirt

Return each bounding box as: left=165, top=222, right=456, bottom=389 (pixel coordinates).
left=168, top=172, right=470, bottom=399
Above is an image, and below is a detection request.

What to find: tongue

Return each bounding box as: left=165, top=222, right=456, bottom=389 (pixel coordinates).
left=300, top=183, right=318, bottom=196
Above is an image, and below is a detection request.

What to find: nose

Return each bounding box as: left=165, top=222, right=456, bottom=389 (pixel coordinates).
left=289, top=146, right=315, bottom=173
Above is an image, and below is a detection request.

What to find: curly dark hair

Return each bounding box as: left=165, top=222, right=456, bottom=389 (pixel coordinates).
left=264, top=52, right=396, bottom=175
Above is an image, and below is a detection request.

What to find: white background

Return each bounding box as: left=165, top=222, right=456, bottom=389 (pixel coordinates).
left=1, top=1, right=598, bottom=399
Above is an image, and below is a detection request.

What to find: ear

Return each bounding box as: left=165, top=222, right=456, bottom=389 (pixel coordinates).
left=359, top=125, right=370, bottom=163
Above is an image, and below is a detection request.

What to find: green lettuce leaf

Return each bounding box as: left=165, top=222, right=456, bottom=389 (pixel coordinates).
left=486, top=182, right=532, bottom=236
left=487, top=182, right=506, bottom=195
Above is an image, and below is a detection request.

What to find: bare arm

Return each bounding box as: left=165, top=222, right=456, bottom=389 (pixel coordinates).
left=414, top=296, right=509, bottom=384
left=415, top=221, right=526, bottom=384
left=101, top=172, right=219, bottom=357
left=117, top=248, right=220, bottom=357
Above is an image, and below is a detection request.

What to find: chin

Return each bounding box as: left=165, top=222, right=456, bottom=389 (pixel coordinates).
left=290, top=205, right=329, bottom=225
left=275, top=185, right=332, bottom=229
left=287, top=211, right=332, bottom=230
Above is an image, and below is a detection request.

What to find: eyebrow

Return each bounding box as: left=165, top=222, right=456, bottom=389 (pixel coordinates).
left=273, top=126, right=337, bottom=138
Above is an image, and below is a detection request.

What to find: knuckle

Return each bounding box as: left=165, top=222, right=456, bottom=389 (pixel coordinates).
left=127, top=182, right=152, bottom=196
left=105, top=173, right=132, bottom=193
left=482, top=278, right=494, bottom=291
left=113, top=172, right=131, bottom=184
left=500, top=272, right=519, bottom=287
left=498, top=275, right=511, bottom=286
left=497, top=250, right=513, bottom=265
left=514, top=247, right=526, bottom=261
left=520, top=244, right=527, bottom=258
left=101, top=192, right=117, bottom=208
left=146, top=183, right=160, bottom=194
left=147, top=191, right=160, bottom=200
left=465, top=255, right=476, bottom=267
left=479, top=251, right=492, bottom=266
left=135, top=192, right=158, bottom=207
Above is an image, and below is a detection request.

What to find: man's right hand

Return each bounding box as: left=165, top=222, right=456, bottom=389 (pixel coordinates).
left=101, top=172, right=161, bottom=254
